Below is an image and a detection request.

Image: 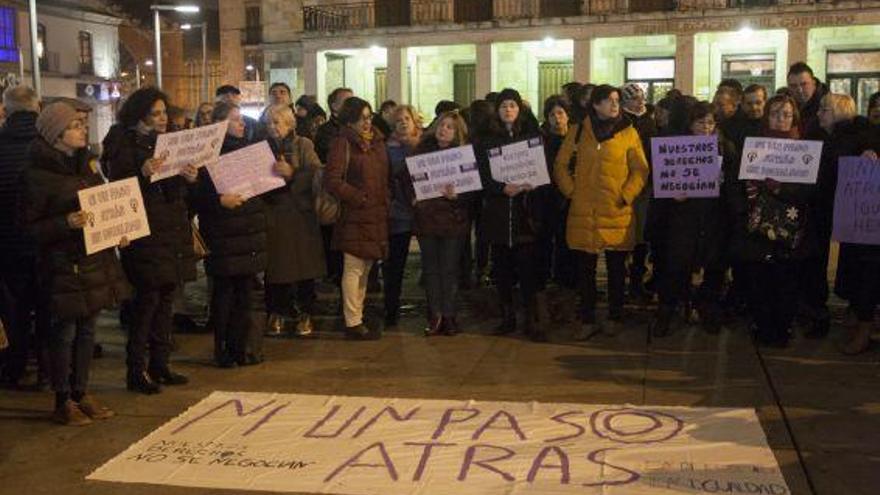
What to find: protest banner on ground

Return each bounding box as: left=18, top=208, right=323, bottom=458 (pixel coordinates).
left=77, top=177, right=150, bottom=255
left=405, top=145, right=483, bottom=201
left=488, top=137, right=551, bottom=187
left=833, top=156, right=880, bottom=245
left=206, top=141, right=285, bottom=200
left=151, top=120, right=228, bottom=183
left=88, top=392, right=789, bottom=495
left=651, top=135, right=723, bottom=198
left=738, top=137, right=823, bottom=184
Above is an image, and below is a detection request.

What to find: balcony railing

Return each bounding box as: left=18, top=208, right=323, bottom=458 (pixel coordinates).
left=302, top=0, right=836, bottom=33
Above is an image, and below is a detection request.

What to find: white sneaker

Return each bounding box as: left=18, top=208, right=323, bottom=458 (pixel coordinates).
left=294, top=314, right=314, bottom=337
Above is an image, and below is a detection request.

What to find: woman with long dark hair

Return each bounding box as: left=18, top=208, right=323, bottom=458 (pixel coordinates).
left=540, top=95, right=576, bottom=289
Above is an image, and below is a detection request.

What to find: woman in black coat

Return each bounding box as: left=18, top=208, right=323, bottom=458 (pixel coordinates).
left=26, top=102, right=130, bottom=424
left=726, top=95, right=817, bottom=347
left=651, top=101, right=735, bottom=337
left=102, top=88, right=197, bottom=394
left=476, top=88, right=549, bottom=340
left=194, top=102, right=268, bottom=367
left=540, top=95, right=576, bottom=290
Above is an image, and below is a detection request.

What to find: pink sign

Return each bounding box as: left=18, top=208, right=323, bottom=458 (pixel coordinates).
left=651, top=135, right=722, bottom=199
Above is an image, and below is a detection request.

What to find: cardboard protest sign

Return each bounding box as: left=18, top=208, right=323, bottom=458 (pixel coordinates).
left=78, top=177, right=150, bottom=255
left=832, top=156, right=880, bottom=245
left=88, top=392, right=789, bottom=495
left=738, top=137, right=823, bottom=184
left=405, top=145, right=483, bottom=201
left=651, top=135, right=723, bottom=198
left=151, top=121, right=229, bottom=183
left=488, top=137, right=551, bottom=187
left=206, top=141, right=285, bottom=200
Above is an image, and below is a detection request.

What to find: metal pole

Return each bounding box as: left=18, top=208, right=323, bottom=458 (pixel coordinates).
left=201, top=23, right=208, bottom=102
left=27, top=0, right=41, bottom=97
left=136, top=63, right=141, bottom=89
left=154, top=9, right=163, bottom=89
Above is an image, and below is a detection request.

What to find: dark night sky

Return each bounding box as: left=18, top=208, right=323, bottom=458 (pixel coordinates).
left=107, top=0, right=220, bottom=56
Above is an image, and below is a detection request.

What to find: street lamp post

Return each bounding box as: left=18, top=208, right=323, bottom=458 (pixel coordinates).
left=150, top=4, right=200, bottom=90
left=27, top=0, right=41, bottom=97
left=182, top=22, right=209, bottom=103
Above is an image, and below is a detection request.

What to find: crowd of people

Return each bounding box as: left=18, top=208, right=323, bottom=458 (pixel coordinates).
left=0, top=60, right=878, bottom=426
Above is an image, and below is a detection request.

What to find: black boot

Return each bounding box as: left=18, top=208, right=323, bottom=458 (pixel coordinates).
left=148, top=366, right=189, bottom=386
left=424, top=315, right=443, bottom=337
left=650, top=306, right=674, bottom=338
left=529, top=292, right=550, bottom=342
left=493, top=304, right=516, bottom=335
left=127, top=370, right=161, bottom=395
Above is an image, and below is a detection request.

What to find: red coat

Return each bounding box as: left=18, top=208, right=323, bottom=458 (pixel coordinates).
left=324, top=126, right=390, bottom=260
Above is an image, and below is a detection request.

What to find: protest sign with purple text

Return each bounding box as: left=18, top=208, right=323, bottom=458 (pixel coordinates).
left=651, top=135, right=723, bottom=198
left=833, top=156, right=880, bottom=245
left=78, top=177, right=150, bottom=255
left=488, top=138, right=551, bottom=187
left=738, top=137, right=822, bottom=184
left=206, top=141, right=286, bottom=200
left=406, top=145, right=483, bottom=201
left=151, top=120, right=228, bottom=183
left=88, top=392, right=789, bottom=495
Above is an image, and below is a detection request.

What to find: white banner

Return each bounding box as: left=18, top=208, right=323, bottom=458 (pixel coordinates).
left=151, top=121, right=229, bottom=183
left=88, top=392, right=789, bottom=495
left=738, top=137, right=823, bottom=184
left=207, top=141, right=285, bottom=200
left=405, top=145, right=483, bottom=201
left=488, top=138, right=551, bottom=187
left=78, top=177, right=150, bottom=255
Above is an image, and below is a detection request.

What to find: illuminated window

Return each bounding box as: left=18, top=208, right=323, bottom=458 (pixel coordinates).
left=0, top=7, right=17, bottom=63
left=625, top=57, right=675, bottom=103
left=79, top=31, right=93, bottom=74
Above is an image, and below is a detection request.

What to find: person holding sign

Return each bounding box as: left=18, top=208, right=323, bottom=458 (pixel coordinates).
left=405, top=111, right=476, bottom=337
left=476, top=88, right=550, bottom=342
left=193, top=102, right=268, bottom=367
left=553, top=85, right=649, bottom=340
left=650, top=101, right=735, bottom=338
left=726, top=94, right=817, bottom=348
left=25, top=102, right=130, bottom=425
left=102, top=88, right=198, bottom=394
left=263, top=104, right=326, bottom=338
left=324, top=97, right=390, bottom=340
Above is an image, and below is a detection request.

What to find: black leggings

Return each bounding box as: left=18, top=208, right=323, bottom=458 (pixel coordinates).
left=577, top=251, right=628, bottom=323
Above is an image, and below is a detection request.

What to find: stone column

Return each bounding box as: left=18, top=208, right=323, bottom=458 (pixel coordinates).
left=303, top=47, right=319, bottom=97
left=573, top=37, right=592, bottom=84
left=476, top=42, right=493, bottom=99
left=675, top=33, right=695, bottom=96
left=787, top=28, right=809, bottom=69
left=387, top=46, right=408, bottom=104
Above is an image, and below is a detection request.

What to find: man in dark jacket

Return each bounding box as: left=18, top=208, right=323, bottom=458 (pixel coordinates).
left=720, top=84, right=766, bottom=149
left=0, top=85, right=47, bottom=388
left=787, top=62, right=829, bottom=137
left=314, top=87, right=353, bottom=163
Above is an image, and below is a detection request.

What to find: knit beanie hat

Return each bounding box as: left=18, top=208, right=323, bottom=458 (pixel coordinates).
left=36, top=102, right=80, bottom=144
left=496, top=88, right=523, bottom=109
left=621, top=83, right=646, bottom=102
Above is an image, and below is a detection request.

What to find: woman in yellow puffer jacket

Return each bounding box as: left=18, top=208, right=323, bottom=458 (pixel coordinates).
left=554, top=84, right=649, bottom=340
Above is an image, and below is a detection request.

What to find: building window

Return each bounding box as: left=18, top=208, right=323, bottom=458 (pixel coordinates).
left=625, top=57, right=675, bottom=103
left=245, top=6, right=261, bottom=45
left=721, top=54, right=775, bottom=93
left=0, top=7, right=17, bottom=63
left=38, top=23, right=47, bottom=70
left=79, top=31, right=94, bottom=75
left=827, top=50, right=880, bottom=116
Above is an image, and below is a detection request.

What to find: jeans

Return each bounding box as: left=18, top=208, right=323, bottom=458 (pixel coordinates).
left=493, top=242, right=540, bottom=308
left=210, top=275, right=255, bottom=361
left=342, top=254, right=375, bottom=327
left=127, top=284, right=176, bottom=373
left=577, top=250, right=628, bottom=323
left=383, top=232, right=411, bottom=320
left=48, top=314, right=98, bottom=394
left=419, top=236, right=466, bottom=318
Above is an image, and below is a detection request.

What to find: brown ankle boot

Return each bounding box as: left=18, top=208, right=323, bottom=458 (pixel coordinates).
left=77, top=394, right=115, bottom=420
left=52, top=400, right=92, bottom=426
left=841, top=322, right=872, bottom=355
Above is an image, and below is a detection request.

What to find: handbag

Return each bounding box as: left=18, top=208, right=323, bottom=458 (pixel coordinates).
left=314, top=140, right=350, bottom=225
left=746, top=191, right=806, bottom=251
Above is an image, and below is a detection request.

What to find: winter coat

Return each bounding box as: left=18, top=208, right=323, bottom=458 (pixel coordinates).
left=324, top=126, right=390, bottom=260
left=624, top=109, right=658, bottom=244
left=553, top=115, right=650, bottom=254
left=0, top=111, right=38, bottom=258
left=724, top=129, right=817, bottom=263
left=799, top=81, right=830, bottom=138
left=193, top=136, right=268, bottom=277
left=386, top=137, right=417, bottom=235
left=263, top=133, right=326, bottom=283
left=102, top=128, right=197, bottom=289
left=476, top=123, right=548, bottom=246
left=405, top=136, right=476, bottom=239
left=25, top=137, right=130, bottom=320
left=314, top=116, right=343, bottom=164
left=720, top=112, right=763, bottom=151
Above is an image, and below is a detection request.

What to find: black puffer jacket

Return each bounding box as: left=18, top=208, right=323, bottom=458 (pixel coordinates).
left=0, top=111, right=39, bottom=257
left=102, top=128, right=197, bottom=289
left=25, top=137, right=130, bottom=319
left=194, top=136, right=268, bottom=277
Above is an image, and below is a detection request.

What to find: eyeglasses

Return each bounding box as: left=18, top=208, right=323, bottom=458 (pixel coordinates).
left=769, top=111, right=794, bottom=120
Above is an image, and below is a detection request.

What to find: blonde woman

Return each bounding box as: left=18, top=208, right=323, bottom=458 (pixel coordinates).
left=383, top=105, right=422, bottom=328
